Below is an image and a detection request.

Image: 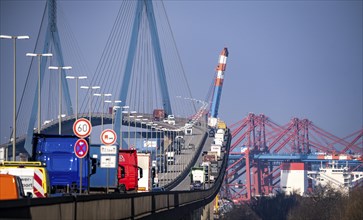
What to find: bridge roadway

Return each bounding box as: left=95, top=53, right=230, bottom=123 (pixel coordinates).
left=0, top=112, right=189, bottom=157
left=0, top=126, right=232, bottom=220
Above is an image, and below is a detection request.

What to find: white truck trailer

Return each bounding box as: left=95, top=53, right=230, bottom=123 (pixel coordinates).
left=190, top=167, right=205, bottom=190
left=137, top=153, right=151, bottom=192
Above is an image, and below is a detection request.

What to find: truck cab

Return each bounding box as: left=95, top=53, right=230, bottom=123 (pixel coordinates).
left=0, top=174, right=28, bottom=200
left=32, top=134, right=93, bottom=194
left=163, top=115, right=176, bottom=125
left=166, top=151, right=175, bottom=165
left=118, top=150, right=143, bottom=192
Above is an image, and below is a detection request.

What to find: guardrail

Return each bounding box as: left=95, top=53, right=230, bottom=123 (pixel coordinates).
left=0, top=134, right=231, bottom=220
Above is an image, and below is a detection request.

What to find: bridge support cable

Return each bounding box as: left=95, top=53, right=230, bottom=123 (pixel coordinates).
left=20, top=0, right=73, bottom=154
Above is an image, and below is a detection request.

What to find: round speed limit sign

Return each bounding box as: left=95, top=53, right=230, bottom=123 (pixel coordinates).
left=73, top=118, right=92, bottom=138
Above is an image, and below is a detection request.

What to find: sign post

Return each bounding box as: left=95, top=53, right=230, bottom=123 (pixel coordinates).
left=100, top=129, right=117, bottom=193
left=73, top=118, right=92, bottom=194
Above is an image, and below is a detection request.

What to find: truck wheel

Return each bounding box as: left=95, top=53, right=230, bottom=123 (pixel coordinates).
left=119, top=184, right=126, bottom=193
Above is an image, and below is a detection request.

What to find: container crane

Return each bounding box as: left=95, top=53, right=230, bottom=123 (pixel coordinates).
left=208, top=47, right=229, bottom=127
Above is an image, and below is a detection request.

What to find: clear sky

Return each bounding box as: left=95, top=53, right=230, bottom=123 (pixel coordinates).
left=0, top=0, right=362, bottom=144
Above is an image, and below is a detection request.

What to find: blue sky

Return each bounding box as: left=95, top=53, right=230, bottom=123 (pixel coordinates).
left=0, top=0, right=362, bottom=144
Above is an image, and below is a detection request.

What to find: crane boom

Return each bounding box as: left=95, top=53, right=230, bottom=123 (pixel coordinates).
left=209, top=47, right=229, bottom=127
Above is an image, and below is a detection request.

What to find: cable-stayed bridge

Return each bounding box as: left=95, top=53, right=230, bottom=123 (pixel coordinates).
left=1, top=0, right=199, bottom=156
left=0, top=1, right=229, bottom=218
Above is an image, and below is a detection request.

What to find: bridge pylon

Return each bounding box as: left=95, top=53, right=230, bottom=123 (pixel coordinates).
left=114, top=0, right=172, bottom=148
left=23, top=0, right=73, bottom=154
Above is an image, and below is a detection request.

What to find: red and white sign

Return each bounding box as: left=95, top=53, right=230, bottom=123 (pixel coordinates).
left=73, top=118, right=92, bottom=138
left=74, top=139, right=89, bottom=159
left=100, top=129, right=117, bottom=145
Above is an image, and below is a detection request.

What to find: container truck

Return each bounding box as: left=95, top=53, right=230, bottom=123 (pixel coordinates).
left=207, top=151, right=218, bottom=161
left=213, top=138, right=223, bottom=146
left=166, top=151, right=175, bottom=165
left=210, top=161, right=219, bottom=182
left=185, top=128, right=193, bottom=136
left=211, top=145, right=221, bottom=160
left=153, top=109, right=165, bottom=121
left=137, top=153, right=151, bottom=192
left=0, top=161, right=50, bottom=198
left=217, top=121, right=227, bottom=130
left=118, top=149, right=143, bottom=192
left=32, top=134, right=95, bottom=194
left=190, top=167, right=205, bottom=190
left=214, top=129, right=225, bottom=141
left=203, top=154, right=217, bottom=163
left=90, top=147, right=142, bottom=193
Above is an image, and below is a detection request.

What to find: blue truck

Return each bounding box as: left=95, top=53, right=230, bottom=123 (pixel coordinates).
left=32, top=134, right=96, bottom=194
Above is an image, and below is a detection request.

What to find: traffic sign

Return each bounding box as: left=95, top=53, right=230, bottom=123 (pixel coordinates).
left=100, top=155, right=116, bottom=168
left=100, top=145, right=117, bottom=155
left=74, top=139, right=89, bottom=159
left=100, top=129, right=117, bottom=145
left=73, top=118, right=92, bottom=138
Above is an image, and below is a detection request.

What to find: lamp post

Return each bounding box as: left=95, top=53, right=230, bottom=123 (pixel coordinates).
left=65, top=75, right=87, bottom=120
left=93, top=93, right=112, bottom=131
left=121, top=106, right=129, bottom=150
left=26, top=53, right=53, bottom=133
left=146, top=122, right=153, bottom=153
left=135, top=115, right=143, bottom=148
left=1, top=35, right=29, bottom=161
left=80, top=86, right=100, bottom=125
left=112, top=106, right=121, bottom=130
left=142, top=118, right=148, bottom=151
left=105, top=100, right=122, bottom=130
left=128, top=111, right=137, bottom=148
left=48, top=65, right=72, bottom=135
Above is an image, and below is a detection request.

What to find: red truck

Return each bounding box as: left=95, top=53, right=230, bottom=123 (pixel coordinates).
left=153, top=109, right=165, bottom=121
left=118, top=149, right=143, bottom=192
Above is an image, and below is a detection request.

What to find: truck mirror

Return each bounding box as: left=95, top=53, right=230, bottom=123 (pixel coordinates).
left=138, top=167, right=143, bottom=179
left=151, top=167, right=156, bottom=178
left=90, top=158, right=97, bottom=175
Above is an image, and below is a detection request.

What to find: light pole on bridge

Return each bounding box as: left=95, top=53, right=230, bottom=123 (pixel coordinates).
left=26, top=53, right=53, bottom=134
left=93, top=93, right=112, bottom=131
left=121, top=106, right=130, bottom=150
left=65, top=75, right=87, bottom=120
left=1, top=34, right=29, bottom=161
left=135, top=115, right=143, bottom=148
left=80, top=86, right=100, bottom=126
left=104, top=100, right=122, bottom=130
left=48, top=65, right=72, bottom=135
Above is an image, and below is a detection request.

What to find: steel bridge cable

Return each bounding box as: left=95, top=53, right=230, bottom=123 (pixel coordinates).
left=57, top=6, right=93, bottom=115
left=86, top=1, right=134, bottom=113
left=97, top=1, right=132, bottom=111
left=16, top=3, right=48, bottom=137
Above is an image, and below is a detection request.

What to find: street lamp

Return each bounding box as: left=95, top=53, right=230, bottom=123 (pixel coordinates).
left=121, top=106, right=129, bottom=150
left=146, top=122, right=153, bottom=153
left=112, top=106, right=121, bottom=130
left=1, top=34, right=29, bottom=161
left=80, top=86, right=100, bottom=125
left=104, top=100, right=122, bottom=130
left=135, top=115, right=143, bottom=147
left=48, top=65, right=72, bottom=135
left=128, top=111, right=137, bottom=148
left=65, top=75, right=87, bottom=120
left=93, top=93, right=112, bottom=131
left=26, top=53, right=53, bottom=133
